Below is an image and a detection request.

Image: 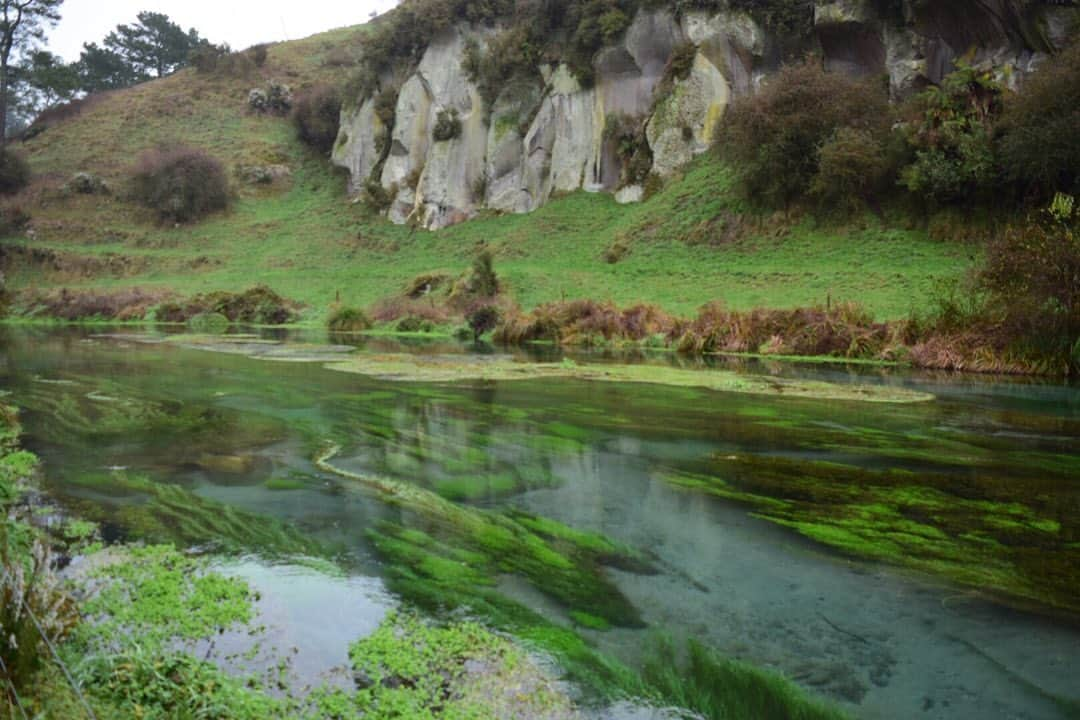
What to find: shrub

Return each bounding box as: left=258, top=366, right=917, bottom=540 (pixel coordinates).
left=64, top=172, right=110, bottom=195
left=810, top=128, right=895, bottom=213
left=0, top=204, right=30, bottom=236
left=899, top=63, right=1002, bottom=205
left=729, top=0, right=814, bottom=35
left=978, top=193, right=1080, bottom=373
left=604, top=113, right=652, bottom=186
left=189, top=43, right=230, bottom=73
left=396, top=315, right=436, bottom=333
left=0, top=540, right=80, bottom=690
left=0, top=148, right=30, bottom=196
left=469, top=250, right=498, bottom=298
left=433, top=108, right=462, bottom=142
left=292, top=84, right=343, bottom=154
left=361, top=179, right=394, bottom=212
left=996, top=41, right=1080, bottom=199
left=718, top=60, right=890, bottom=210
left=197, top=285, right=297, bottom=324
left=466, top=303, right=500, bottom=341
left=187, top=311, right=229, bottom=333
left=130, top=145, right=230, bottom=223
left=327, top=306, right=371, bottom=332
left=373, top=87, right=398, bottom=127
left=250, top=44, right=269, bottom=67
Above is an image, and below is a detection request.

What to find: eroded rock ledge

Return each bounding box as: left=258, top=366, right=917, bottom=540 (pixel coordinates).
left=332, top=0, right=1076, bottom=229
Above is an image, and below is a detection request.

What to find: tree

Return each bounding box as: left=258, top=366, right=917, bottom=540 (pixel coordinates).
left=77, top=42, right=140, bottom=92
left=0, top=0, right=63, bottom=144
left=103, top=11, right=204, bottom=79
left=19, top=49, right=75, bottom=106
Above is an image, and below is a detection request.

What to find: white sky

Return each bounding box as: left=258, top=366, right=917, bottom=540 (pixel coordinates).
left=47, top=0, right=399, bottom=62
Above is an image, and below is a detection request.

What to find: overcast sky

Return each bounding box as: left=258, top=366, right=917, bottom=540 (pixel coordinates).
left=48, top=0, right=399, bottom=62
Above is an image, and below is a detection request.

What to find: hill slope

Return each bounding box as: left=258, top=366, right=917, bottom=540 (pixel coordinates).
left=1, top=23, right=969, bottom=323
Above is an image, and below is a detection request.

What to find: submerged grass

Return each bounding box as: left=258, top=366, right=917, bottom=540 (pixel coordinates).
left=661, top=453, right=1080, bottom=618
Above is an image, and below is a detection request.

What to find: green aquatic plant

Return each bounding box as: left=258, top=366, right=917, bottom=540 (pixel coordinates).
left=345, top=612, right=577, bottom=719
left=322, top=353, right=935, bottom=404
left=75, top=545, right=253, bottom=652
left=68, top=472, right=328, bottom=558
left=317, top=444, right=649, bottom=627
left=642, top=637, right=848, bottom=720
left=660, top=453, right=1080, bottom=617
left=78, top=648, right=286, bottom=720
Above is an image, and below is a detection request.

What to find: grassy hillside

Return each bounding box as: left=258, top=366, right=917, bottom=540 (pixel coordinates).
left=1, top=23, right=970, bottom=323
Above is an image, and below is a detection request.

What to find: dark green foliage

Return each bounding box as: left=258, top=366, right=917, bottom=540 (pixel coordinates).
left=900, top=63, right=1003, bottom=204
left=461, top=29, right=542, bottom=107
left=292, top=84, right=342, bottom=154
left=395, top=315, right=436, bottom=332
left=433, top=107, right=462, bottom=141
left=198, top=285, right=297, bottom=324
left=0, top=147, right=30, bottom=195
left=642, top=638, right=847, bottom=720
left=362, top=178, right=394, bottom=212
left=810, top=128, right=895, bottom=213
left=129, top=144, right=229, bottom=223
left=76, top=42, right=140, bottom=92
left=328, top=306, right=372, bottom=332
left=466, top=303, right=500, bottom=340
left=996, top=41, right=1080, bottom=199
left=604, top=112, right=652, bottom=186
left=718, top=60, right=890, bottom=210
left=979, top=194, right=1080, bottom=374
left=728, top=0, right=814, bottom=35
left=249, top=44, right=268, bottom=68
left=103, top=12, right=207, bottom=79
left=469, top=250, right=498, bottom=297
left=373, top=86, right=398, bottom=127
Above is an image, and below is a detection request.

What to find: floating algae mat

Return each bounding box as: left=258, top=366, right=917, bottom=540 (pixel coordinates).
left=97, top=334, right=932, bottom=403
left=324, top=354, right=935, bottom=403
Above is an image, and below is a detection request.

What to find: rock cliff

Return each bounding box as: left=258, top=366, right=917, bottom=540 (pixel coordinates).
left=332, top=0, right=1077, bottom=229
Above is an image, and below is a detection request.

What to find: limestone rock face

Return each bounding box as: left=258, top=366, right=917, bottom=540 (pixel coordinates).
left=647, top=52, right=730, bottom=177
left=331, top=96, right=383, bottom=194
left=332, top=1, right=1069, bottom=227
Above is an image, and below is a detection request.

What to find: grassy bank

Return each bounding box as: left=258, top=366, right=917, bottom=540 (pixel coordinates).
left=0, top=23, right=969, bottom=326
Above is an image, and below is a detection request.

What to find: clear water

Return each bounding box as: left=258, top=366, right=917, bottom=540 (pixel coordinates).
left=2, top=326, right=1078, bottom=720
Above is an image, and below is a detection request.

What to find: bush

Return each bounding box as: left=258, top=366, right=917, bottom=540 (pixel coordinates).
left=197, top=285, right=297, bottom=324
left=130, top=145, right=230, bottom=223
left=718, top=61, right=890, bottom=210
left=327, top=306, right=372, bottom=332
left=996, top=41, right=1080, bottom=199
left=978, top=193, right=1080, bottom=373
left=899, top=63, right=1002, bottom=205
left=469, top=250, right=498, bottom=297
left=250, top=44, right=269, bottom=67
left=810, top=128, right=894, bottom=213
left=433, top=108, right=462, bottom=142
left=0, top=148, right=30, bottom=196
left=187, top=311, right=229, bottom=333
left=64, top=172, right=110, bottom=195
left=0, top=540, right=80, bottom=690
left=466, top=303, right=500, bottom=341
left=0, top=204, right=30, bottom=236
left=292, top=84, right=342, bottom=154
left=396, top=315, right=436, bottom=333
left=189, top=43, right=230, bottom=73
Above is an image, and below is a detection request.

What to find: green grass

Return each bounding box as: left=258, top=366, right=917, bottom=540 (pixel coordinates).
left=3, top=24, right=970, bottom=323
